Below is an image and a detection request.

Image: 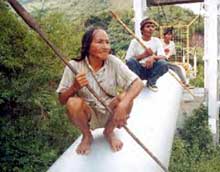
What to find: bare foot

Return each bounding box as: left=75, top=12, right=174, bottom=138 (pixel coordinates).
left=104, top=131, right=123, bottom=152
left=76, top=134, right=93, bottom=155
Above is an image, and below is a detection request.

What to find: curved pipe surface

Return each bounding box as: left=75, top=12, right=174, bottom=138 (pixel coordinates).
left=48, top=72, right=183, bottom=172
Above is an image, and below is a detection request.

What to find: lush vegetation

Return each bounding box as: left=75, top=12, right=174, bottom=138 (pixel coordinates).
left=0, top=1, right=81, bottom=171
left=0, top=0, right=213, bottom=171
left=0, top=106, right=79, bottom=172
left=169, top=105, right=220, bottom=172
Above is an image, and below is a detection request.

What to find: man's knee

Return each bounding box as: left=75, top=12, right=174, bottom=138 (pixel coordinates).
left=126, top=57, right=138, bottom=69
left=66, top=97, right=84, bottom=114
left=126, top=57, right=143, bottom=78
left=157, top=59, right=169, bottom=73
left=66, top=97, right=91, bottom=124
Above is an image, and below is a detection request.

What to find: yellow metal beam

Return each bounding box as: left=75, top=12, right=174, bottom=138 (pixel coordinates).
left=188, top=15, right=200, bottom=27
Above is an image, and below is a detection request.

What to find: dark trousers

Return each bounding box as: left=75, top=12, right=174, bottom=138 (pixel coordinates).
left=126, top=57, right=168, bottom=85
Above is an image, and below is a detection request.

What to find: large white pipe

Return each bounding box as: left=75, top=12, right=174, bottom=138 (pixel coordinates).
left=48, top=72, right=183, bottom=172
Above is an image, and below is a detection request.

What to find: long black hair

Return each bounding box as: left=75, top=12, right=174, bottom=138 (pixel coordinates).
left=75, top=27, right=101, bottom=61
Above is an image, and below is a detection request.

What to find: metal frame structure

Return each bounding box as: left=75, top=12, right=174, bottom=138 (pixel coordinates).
left=159, top=15, right=199, bottom=62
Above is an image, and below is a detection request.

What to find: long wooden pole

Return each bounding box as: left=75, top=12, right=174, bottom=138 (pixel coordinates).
left=7, top=0, right=168, bottom=172
left=110, top=10, right=195, bottom=99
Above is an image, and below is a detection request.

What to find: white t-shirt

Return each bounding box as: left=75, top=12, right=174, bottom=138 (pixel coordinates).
left=125, top=37, right=165, bottom=64
left=161, top=39, right=176, bottom=59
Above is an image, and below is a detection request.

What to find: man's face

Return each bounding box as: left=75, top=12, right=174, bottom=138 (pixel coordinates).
left=89, top=29, right=111, bottom=61
left=141, top=23, right=156, bottom=37
left=164, top=33, right=173, bottom=42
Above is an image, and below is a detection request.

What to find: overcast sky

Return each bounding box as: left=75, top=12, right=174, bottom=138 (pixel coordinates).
left=177, top=2, right=204, bottom=15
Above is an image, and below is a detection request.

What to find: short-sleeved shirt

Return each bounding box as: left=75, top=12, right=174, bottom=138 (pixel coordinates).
left=56, top=54, right=138, bottom=113
left=161, top=39, right=176, bottom=59
left=125, top=37, right=165, bottom=65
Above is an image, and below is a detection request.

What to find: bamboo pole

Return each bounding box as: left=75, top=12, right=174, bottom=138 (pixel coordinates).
left=7, top=1, right=168, bottom=172
left=110, top=10, right=195, bottom=99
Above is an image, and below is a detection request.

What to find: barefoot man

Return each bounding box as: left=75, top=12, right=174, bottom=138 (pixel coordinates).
left=56, top=27, right=144, bottom=155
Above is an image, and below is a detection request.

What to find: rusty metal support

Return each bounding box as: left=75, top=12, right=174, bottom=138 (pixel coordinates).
left=147, top=0, right=204, bottom=6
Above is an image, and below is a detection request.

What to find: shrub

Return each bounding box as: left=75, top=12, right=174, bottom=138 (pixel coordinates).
left=0, top=99, right=79, bottom=172
left=169, top=105, right=217, bottom=172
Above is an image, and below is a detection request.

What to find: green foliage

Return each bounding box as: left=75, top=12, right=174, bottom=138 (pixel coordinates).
left=82, top=10, right=133, bottom=59
left=0, top=1, right=30, bottom=114
left=148, top=5, right=196, bottom=26
left=169, top=138, right=191, bottom=172
left=84, top=11, right=112, bottom=29
left=0, top=99, right=79, bottom=172
left=107, top=11, right=134, bottom=59
left=190, top=63, right=204, bottom=87
left=191, top=15, right=204, bottom=35
left=26, top=0, right=110, bottom=22
left=40, top=12, right=83, bottom=59
left=0, top=1, right=83, bottom=116
left=0, top=5, right=81, bottom=171
left=194, top=148, right=220, bottom=172
left=1, top=1, right=211, bottom=171
left=169, top=105, right=219, bottom=172
left=181, top=105, right=211, bottom=149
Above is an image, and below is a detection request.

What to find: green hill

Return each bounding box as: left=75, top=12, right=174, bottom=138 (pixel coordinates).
left=19, top=0, right=133, bottom=21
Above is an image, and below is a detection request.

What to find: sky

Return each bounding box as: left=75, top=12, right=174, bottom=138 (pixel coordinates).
left=177, top=2, right=204, bottom=15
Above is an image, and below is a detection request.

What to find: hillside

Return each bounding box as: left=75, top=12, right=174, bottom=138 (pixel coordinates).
left=19, top=0, right=133, bottom=21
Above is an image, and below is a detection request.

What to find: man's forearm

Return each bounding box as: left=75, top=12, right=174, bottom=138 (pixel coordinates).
left=58, top=83, right=79, bottom=105
left=153, top=55, right=167, bottom=60
left=122, top=78, right=144, bottom=104
left=135, top=54, right=145, bottom=61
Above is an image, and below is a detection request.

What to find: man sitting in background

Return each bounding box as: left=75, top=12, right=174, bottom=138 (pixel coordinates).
left=161, top=28, right=190, bottom=87
left=126, top=18, right=168, bottom=92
